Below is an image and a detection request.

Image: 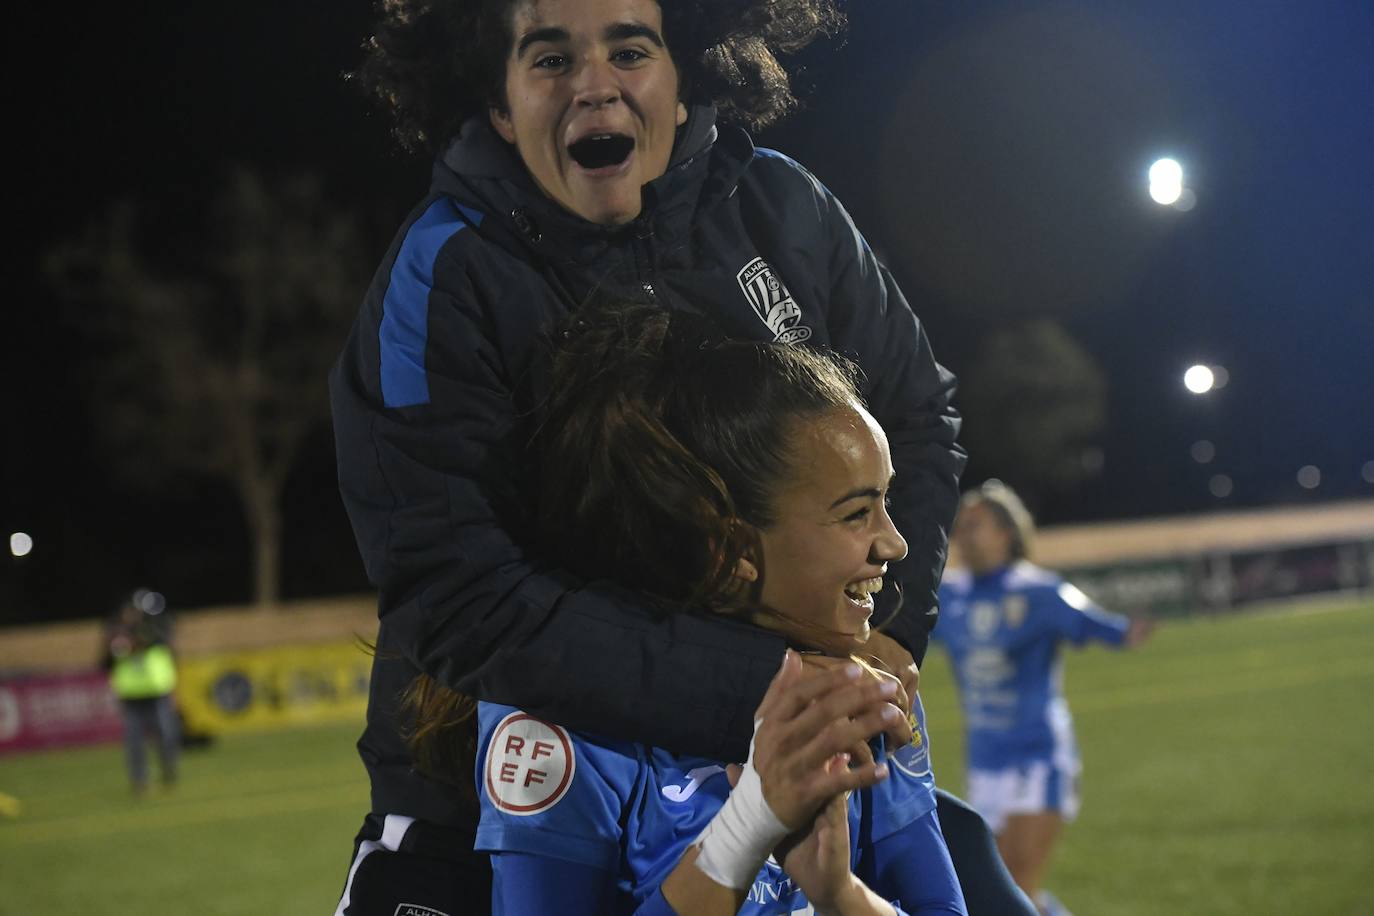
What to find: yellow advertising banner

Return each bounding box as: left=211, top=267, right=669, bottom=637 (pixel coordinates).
left=176, top=640, right=371, bottom=735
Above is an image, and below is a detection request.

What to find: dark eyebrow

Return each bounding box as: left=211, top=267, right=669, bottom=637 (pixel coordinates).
left=516, top=23, right=663, bottom=58
left=604, top=22, right=665, bottom=47
left=829, top=474, right=897, bottom=510
left=830, top=487, right=879, bottom=509
left=515, top=26, right=569, bottom=58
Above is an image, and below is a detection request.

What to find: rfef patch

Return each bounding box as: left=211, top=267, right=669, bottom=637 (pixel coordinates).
left=484, top=712, right=576, bottom=815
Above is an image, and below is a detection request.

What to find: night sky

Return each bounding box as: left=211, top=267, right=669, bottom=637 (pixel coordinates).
left=6, top=1, right=1373, bottom=623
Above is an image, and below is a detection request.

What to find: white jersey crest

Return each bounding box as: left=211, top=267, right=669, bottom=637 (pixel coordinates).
left=737, top=257, right=812, bottom=343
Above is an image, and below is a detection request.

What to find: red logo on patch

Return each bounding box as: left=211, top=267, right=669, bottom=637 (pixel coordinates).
left=484, top=712, right=576, bottom=815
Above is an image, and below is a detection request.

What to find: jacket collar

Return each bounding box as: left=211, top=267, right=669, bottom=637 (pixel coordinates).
left=430, top=105, right=753, bottom=266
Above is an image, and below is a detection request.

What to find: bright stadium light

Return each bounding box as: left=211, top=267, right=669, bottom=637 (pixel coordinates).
left=1149, top=181, right=1182, bottom=205
left=1150, top=158, right=1183, bottom=186
left=9, top=532, right=33, bottom=558
left=1184, top=364, right=1215, bottom=394
left=1149, top=157, right=1184, bottom=205
left=1297, top=465, right=1321, bottom=489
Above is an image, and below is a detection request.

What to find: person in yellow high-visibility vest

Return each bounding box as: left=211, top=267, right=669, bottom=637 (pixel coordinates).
left=102, top=590, right=180, bottom=795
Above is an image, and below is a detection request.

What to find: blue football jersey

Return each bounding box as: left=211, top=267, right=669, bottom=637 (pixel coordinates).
left=934, top=562, right=1129, bottom=771
left=473, top=698, right=940, bottom=913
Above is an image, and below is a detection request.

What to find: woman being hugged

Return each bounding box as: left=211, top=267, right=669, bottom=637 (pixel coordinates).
left=464, top=302, right=965, bottom=914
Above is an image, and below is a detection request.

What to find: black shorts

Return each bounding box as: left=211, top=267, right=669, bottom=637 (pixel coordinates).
left=333, top=813, right=492, bottom=916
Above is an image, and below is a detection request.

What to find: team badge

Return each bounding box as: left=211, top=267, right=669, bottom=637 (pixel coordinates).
left=736, top=257, right=812, bottom=343
left=892, top=703, right=931, bottom=777
left=1003, top=595, right=1028, bottom=628
left=484, top=712, right=575, bottom=815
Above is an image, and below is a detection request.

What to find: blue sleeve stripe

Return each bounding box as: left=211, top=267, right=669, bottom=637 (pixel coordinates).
left=379, top=199, right=484, bottom=408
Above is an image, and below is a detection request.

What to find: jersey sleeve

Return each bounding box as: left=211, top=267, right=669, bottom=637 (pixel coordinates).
left=1043, top=580, right=1131, bottom=647
left=860, top=809, right=967, bottom=916
left=491, top=852, right=619, bottom=915
left=865, top=697, right=940, bottom=843
left=474, top=704, right=639, bottom=873
left=631, top=888, right=684, bottom=916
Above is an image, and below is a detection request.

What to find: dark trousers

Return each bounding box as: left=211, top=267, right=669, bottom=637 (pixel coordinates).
left=120, top=695, right=180, bottom=790
left=936, top=788, right=1039, bottom=916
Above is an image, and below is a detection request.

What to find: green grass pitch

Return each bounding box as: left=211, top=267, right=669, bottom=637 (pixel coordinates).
left=2, top=599, right=1371, bottom=914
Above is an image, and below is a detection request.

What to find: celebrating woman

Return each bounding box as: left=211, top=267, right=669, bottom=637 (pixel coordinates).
left=328, top=0, right=1031, bottom=911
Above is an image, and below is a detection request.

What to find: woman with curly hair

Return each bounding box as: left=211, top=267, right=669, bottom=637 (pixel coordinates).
left=329, top=0, right=1026, bottom=912
left=350, top=0, right=842, bottom=152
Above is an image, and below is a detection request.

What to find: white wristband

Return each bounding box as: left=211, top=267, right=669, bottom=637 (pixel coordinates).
left=692, top=723, right=789, bottom=889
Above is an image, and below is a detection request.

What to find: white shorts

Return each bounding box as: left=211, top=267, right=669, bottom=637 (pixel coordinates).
left=965, top=759, right=1081, bottom=834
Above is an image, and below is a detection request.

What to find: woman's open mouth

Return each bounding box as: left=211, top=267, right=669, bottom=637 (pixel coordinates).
left=843, top=577, right=883, bottom=610
left=568, top=133, right=635, bottom=173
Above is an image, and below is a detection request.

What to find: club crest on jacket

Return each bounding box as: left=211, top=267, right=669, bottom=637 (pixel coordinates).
left=736, top=257, right=812, bottom=343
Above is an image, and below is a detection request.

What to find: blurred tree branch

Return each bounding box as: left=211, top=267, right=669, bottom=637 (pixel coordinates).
left=44, top=167, right=368, bottom=607
left=959, top=319, right=1108, bottom=503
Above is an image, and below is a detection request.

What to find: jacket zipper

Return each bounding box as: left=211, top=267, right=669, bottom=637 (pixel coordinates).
left=634, top=219, right=659, bottom=304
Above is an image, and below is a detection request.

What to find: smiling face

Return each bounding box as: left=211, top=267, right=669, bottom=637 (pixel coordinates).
left=742, top=404, right=908, bottom=648
left=489, top=0, right=688, bottom=225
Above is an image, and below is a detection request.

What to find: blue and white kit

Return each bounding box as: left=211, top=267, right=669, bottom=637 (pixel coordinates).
left=934, top=562, right=1130, bottom=830
left=474, top=700, right=966, bottom=915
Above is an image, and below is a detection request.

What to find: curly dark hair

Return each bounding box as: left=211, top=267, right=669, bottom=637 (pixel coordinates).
left=349, top=0, right=844, bottom=152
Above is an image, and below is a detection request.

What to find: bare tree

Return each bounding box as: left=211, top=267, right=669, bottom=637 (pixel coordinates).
left=958, top=319, right=1108, bottom=501
left=45, top=167, right=369, bottom=607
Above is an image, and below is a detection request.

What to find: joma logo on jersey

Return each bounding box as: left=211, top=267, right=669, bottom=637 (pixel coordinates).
left=662, top=765, right=725, bottom=803
left=736, top=257, right=811, bottom=343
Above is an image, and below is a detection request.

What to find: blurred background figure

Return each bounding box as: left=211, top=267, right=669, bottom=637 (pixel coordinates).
left=101, top=588, right=180, bottom=796
left=934, top=482, right=1154, bottom=916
